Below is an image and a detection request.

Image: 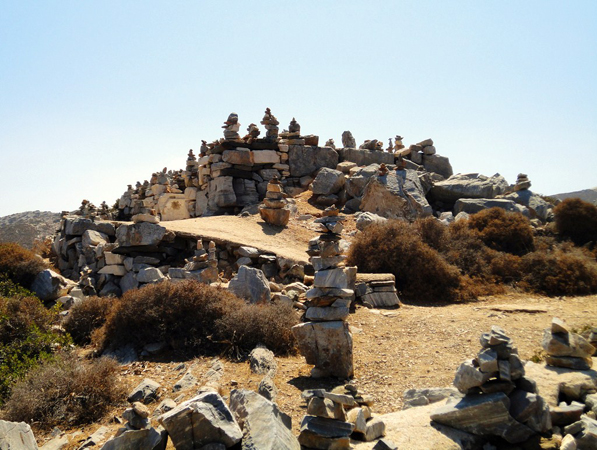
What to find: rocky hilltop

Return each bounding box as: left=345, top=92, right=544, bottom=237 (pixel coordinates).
left=553, top=187, right=597, bottom=204
left=0, top=210, right=61, bottom=249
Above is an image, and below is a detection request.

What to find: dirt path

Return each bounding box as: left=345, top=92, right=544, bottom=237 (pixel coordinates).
left=162, top=214, right=317, bottom=264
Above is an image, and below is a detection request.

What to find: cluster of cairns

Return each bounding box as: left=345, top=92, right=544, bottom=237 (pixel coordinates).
left=299, top=385, right=386, bottom=448
left=431, top=326, right=551, bottom=444
left=542, top=317, right=596, bottom=371
left=259, top=176, right=291, bottom=226
left=292, top=206, right=356, bottom=379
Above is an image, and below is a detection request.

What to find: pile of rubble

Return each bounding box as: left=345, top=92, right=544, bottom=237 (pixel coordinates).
left=299, top=385, right=386, bottom=448
left=431, top=326, right=551, bottom=444
left=542, top=317, right=595, bottom=370
left=292, top=206, right=355, bottom=379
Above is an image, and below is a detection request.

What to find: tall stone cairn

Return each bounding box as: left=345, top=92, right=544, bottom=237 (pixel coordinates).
left=259, top=176, right=291, bottom=226
left=292, top=206, right=356, bottom=379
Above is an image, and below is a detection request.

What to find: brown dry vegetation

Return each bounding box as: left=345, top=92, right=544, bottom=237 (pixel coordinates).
left=0, top=242, right=48, bottom=289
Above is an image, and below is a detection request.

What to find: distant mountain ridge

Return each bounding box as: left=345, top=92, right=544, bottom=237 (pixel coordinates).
left=0, top=210, right=61, bottom=249
left=552, top=187, right=597, bottom=204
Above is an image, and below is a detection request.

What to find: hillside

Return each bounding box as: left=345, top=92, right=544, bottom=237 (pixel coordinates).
left=0, top=210, right=61, bottom=249
left=552, top=187, right=597, bottom=204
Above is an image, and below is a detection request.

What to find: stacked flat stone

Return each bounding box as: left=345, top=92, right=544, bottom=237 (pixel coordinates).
left=260, top=107, right=279, bottom=141
left=184, top=149, right=199, bottom=188
left=514, top=173, right=531, bottom=191
left=222, top=112, right=241, bottom=140
left=431, top=326, right=552, bottom=444
left=542, top=317, right=595, bottom=370
left=354, top=273, right=400, bottom=308
left=171, top=239, right=218, bottom=284
left=299, top=385, right=385, bottom=449
left=292, top=206, right=356, bottom=379
left=259, top=177, right=291, bottom=226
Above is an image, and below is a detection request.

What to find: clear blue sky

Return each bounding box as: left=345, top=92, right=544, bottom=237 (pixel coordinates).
left=1, top=1, right=596, bottom=216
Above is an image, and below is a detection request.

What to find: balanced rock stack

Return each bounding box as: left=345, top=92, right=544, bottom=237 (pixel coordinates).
left=355, top=273, right=400, bottom=308
left=542, top=317, right=595, bottom=370
left=431, top=326, right=551, bottom=444
left=292, top=206, right=356, bottom=379
left=259, top=176, right=291, bottom=226
left=260, top=107, right=279, bottom=141
left=222, top=112, right=241, bottom=140
left=514, top=173, right=531, bottom=191
left=299, top=385, right=386, bottom=448
left=172, top=239, right=218, bottom=284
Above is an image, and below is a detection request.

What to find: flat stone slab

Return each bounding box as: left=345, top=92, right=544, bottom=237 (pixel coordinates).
left=352, top=401, right=483, bottom=450
left=475, top=304, right=549, bottom=314
left=356, top=273, right=396, bottom=283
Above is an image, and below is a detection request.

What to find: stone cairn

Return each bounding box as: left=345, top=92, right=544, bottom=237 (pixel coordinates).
left=222, top=112, right=241, bottom=140
left=394, top=135, right=405, bottom=151
left=514, top=173, right=531, bottom=191
left=542, top=317, right=595, bottom=370
left=259, top=176, right=291, bottom=226
left=431, top=326, right=551, bottom=444
left=178, top=239, right=218, bottom=284
left=292, top=205, right=355, bottom=379
left=325, top=138, right=336, bottom=149
left=184, top=149, right=199, bottom=188
left=299, top=385, right=386, bottom=448
left=260, top=107, right=279, bottom=141
left=341, top=130, right=356, bottom=148
left=397, top=138, right=435, bottom=165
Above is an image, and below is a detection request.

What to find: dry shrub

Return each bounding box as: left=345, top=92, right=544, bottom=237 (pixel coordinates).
left=489, top=252, right=524, bottom=283
left=520, top=249, right=597, bottom=296
left=95, top=280, right=297, bottom=356
left=444, top=221, right=494, bottom=279
left=2, top=353, right=124, bottom=429
left=0, top=243, right=48, bottom=289
left=413, top=216, right=448, bottom=252
left=346, top=220, right=463, bottom=303
left=467, top=208, right=534, bottom=255
left=64, top=297, right=116, bottom=345
left=554, top=198, right=597, bottom=246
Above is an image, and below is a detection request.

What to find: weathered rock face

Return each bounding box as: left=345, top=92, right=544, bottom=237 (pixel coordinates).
left=431, top=173, right=509, bottom=204
left=233, top=178, right=259, bottom=206
left=228, top=266, right=271, bottom=304
left=288, top=146, right=339, bottom=178
left=360, top=170, right=432, bottom=221
left=311, top=168, right=346, bottom=195
left=31, top=269, right=73, bottom=301
left=292, top=321, right=354, bottom=379
left=423, top=154, right=453, bottom=179
left=229, top=389, right=299, bottom=450
left=128, top=378, right=161, bottom=404
left=0, top=420, right=38, bottom=449
left=453, top=198, right=526, bottom=215
left=65, top=217, right=96, bottom=236
left=159, top=392, right=242, bottom=449
left=101, top=427, right=167, bottom=450
left=345, top=164, right=379, bottom=199
left=116, top=222, right=167, bottom=247
left=503, top=190, right=553, bottom=221
left=341, top=131, right=357, bottom=149
left=208, top=176, right=237, bottom=209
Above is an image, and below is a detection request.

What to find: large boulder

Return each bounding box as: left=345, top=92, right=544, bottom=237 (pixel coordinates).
left=360, top=170, right=432, bottom=221
left=345, top=164, right=379, bottom=199
left=229, top=389, right=299, bottom=450
left=0, top=420, right=38, bottom=449
left=355, top=211, right=387, bottom=231
left=82, top=229, right=110, bottom=248
left=159, top=392, right=242, bottom=449
left=431, top=173, right=509, bottom=204
left=31, top=269, right=73, bottom=301
left=228, top=266, right=271, bottom=303
left=116, top=222, right=167, bottom=247
left=503, top=190, right=553, bottom=221
left=311, top=168, right=345, bottom=195
left=292, top=321, right=353, bottom=378
left=423, top=154, right=453, bottom=179
left=64, top=217, right=96, bottom=236
left=208, top=176, right=237, bottom=209
left=453, top=198, right=527, bottom=215
left=289, top=146, right=339, bottom=178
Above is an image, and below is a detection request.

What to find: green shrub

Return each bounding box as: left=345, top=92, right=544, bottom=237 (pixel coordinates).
left=554, top=198, right=597, bottom=246
left=0, top=243, right=48, bottom=289
left=520, top=249, right=597, bottom=296
left=95, top=280, right=298, bottom=356
left=1, top=353, right=124, bottom=429
left=0, top=295, right=68, bottom=403
left=467, top=208, right=534, bottom=255
left=346, top=220, right=464, bottom=303
left=64, top=296, right=116, bottom=346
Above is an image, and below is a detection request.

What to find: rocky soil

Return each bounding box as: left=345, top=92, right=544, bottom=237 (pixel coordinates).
left=35, top=292, right=597, bottom=448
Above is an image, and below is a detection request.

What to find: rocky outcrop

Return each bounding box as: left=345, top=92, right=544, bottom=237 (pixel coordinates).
left=31, top=269, right=75, bottom=301
left=0, top=210, right=61, bottom=250
left=503, top=190, right=553, bottom=221
left=0, top=420, right=38, bottom=449
left=453, top=198, right=527, bottom=215
left=288, top=145, right=339, bottom=178
left=228, top=266, right=271, bottom=304
left=360, top=170, right=432, bottom=221
left=430, top=173, right=509, bottom=204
